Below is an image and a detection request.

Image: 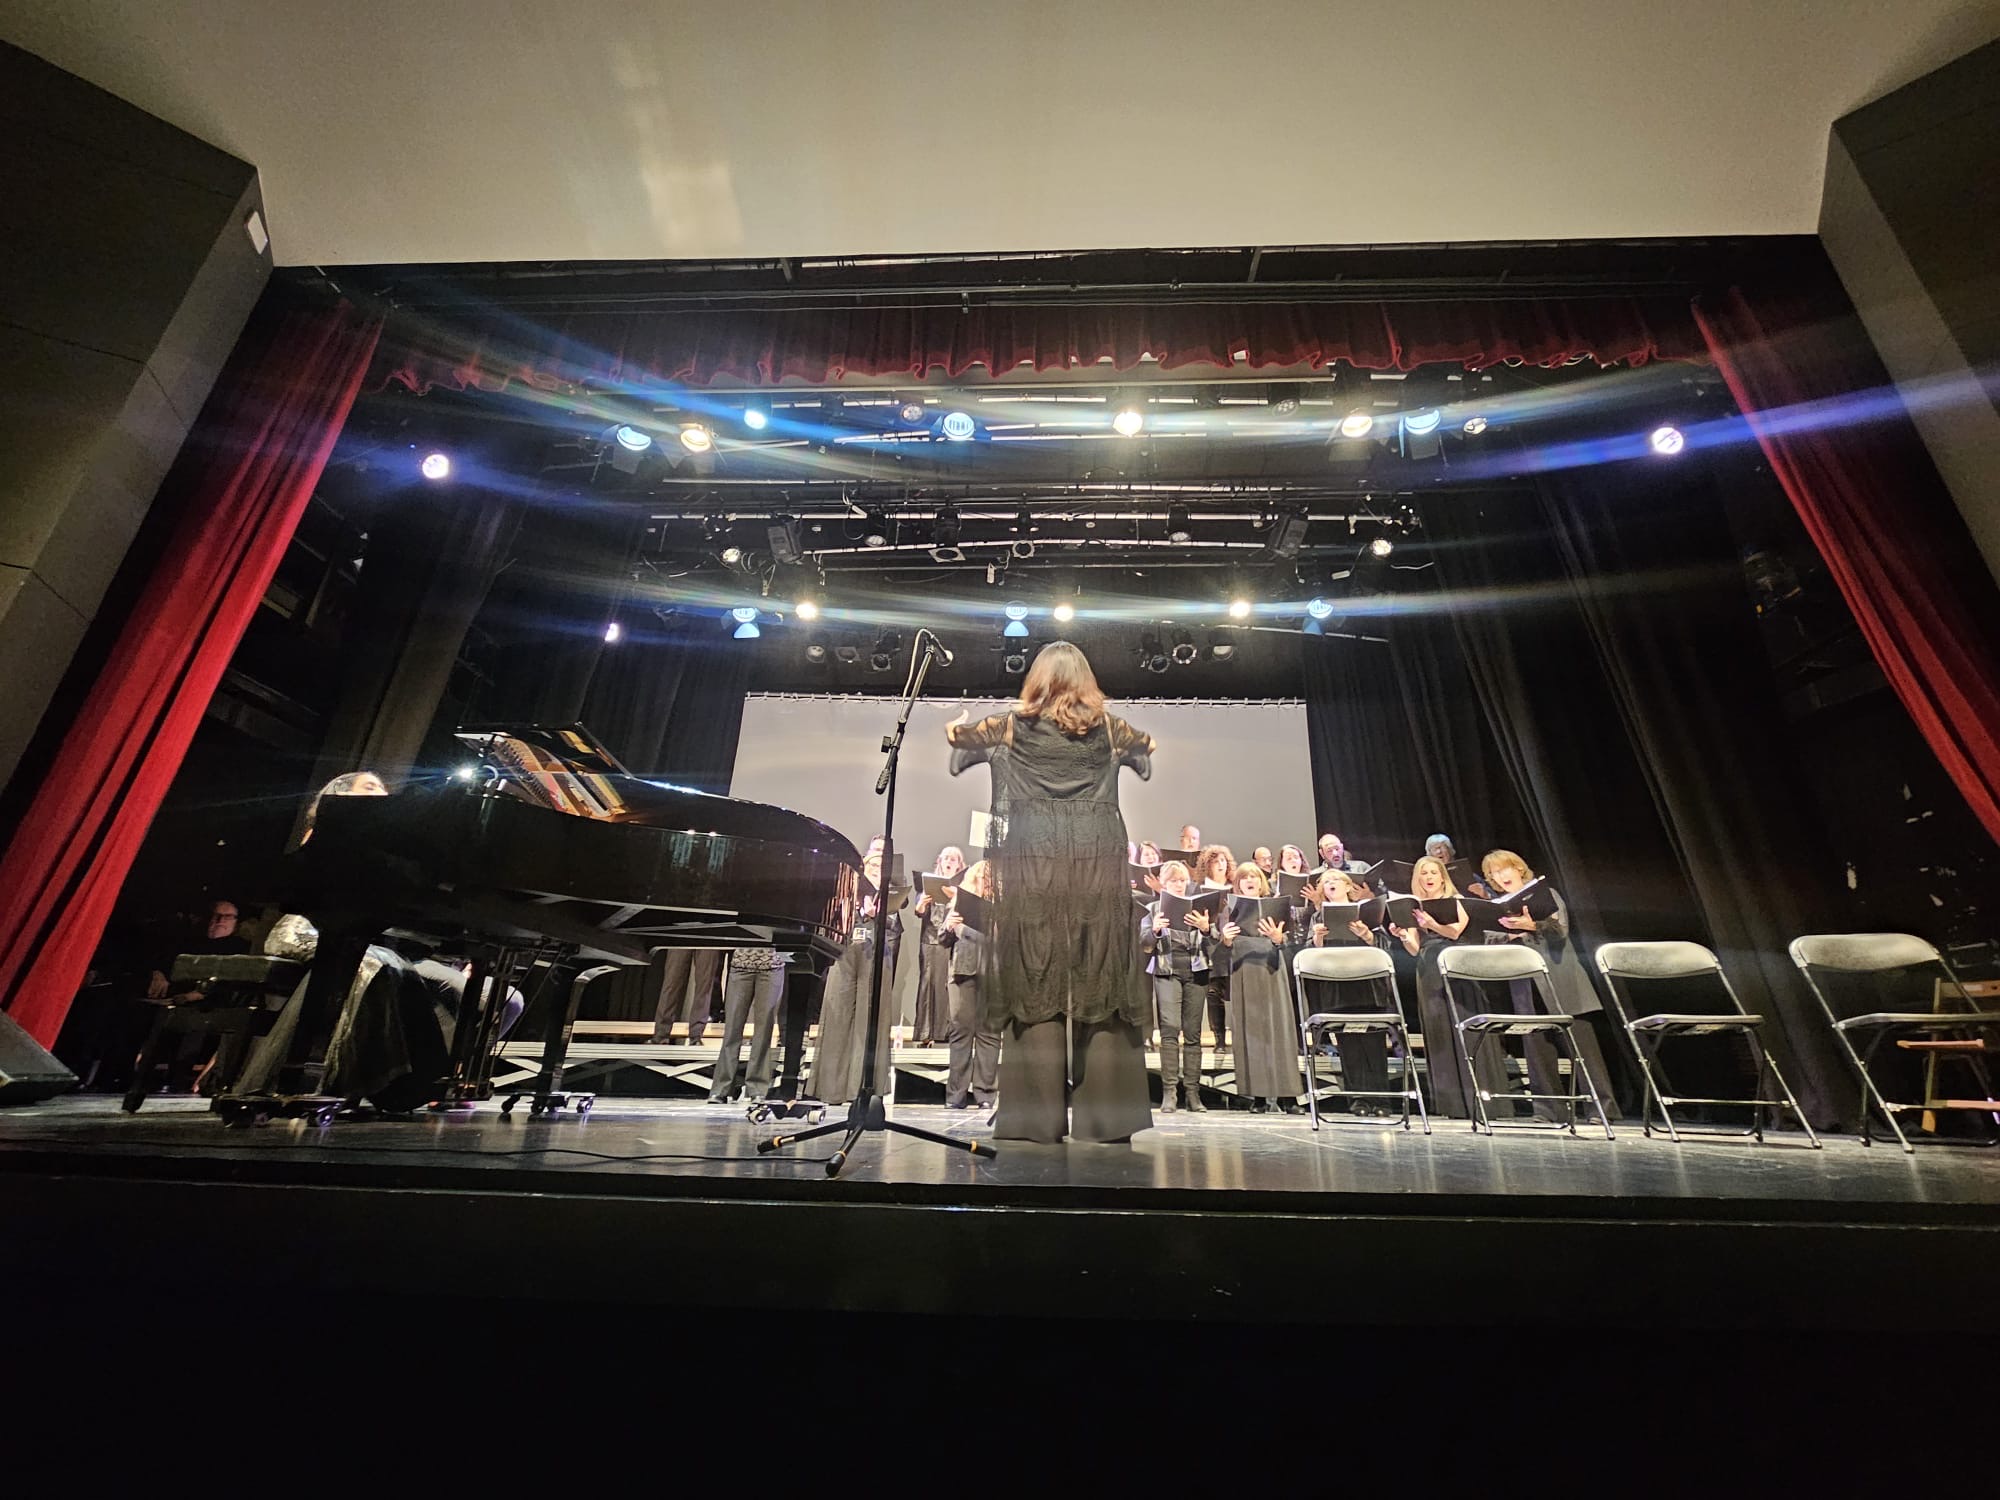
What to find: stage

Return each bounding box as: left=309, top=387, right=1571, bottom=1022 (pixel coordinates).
left=5, top=1092, right=1997, bottom=1336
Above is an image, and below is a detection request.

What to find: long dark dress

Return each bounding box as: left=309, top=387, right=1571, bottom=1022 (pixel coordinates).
left=1301, top=925, right=1397, bottom=1099
left=808, top=918, right=899, bottom=1105
left=1229, top=930, right=1303, bottom=1101
left=1485, top=890, right=1625, bottom=1122
left=947, top=710, right=1153, bottom=1143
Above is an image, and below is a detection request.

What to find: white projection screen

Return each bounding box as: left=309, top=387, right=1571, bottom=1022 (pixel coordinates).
left=730, top=694, right=1315, bottom=1020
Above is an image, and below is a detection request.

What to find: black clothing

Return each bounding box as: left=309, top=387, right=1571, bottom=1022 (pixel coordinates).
left=808, top=919, right=899, bottom=1104
left=1228, top=932, right=1302, bottom=1101
left=1301, top=927, right=1397, bottom=1099
left=1153, top=974, right=1207, bottom=1101
left=709, top=959, right=784, bottom=1101
left=652, top=947, right=722, bottom=1043
left=949, top=708, right=1153, bottom=1143
left=941, top=923, right=1000, bottom=1106
left=992, top=1015, right=1152, bottom=1143
left=947, top=711, right=1153, bottom=1031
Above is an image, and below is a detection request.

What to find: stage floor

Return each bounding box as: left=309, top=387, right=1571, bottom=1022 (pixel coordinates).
left=5, top=1094, right=1998, bottom=1331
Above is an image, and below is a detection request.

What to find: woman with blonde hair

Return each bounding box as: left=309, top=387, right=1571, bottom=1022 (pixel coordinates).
left=1480, top=848, right=1623, bottom=1122
left=946, top=642, right=1156, bottom=1143
left=1215, top=863, right=1301, bottom=1112
left=1389, top=854, right=1477, bottom=1117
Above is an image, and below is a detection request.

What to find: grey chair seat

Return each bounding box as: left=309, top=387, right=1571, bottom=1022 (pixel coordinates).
left=1303, top=1011, right=1403, bottom=1032
left=1294, top=947, right=1397, bottom=983
left=1629, top=1013, right=1764, bottom=1032
left=1460, top=1011, right=1574, bottom=1032
left=1833, top=1010, right=2000, bottom=1030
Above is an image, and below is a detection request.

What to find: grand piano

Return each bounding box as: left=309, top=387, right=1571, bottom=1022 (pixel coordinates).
left=250, top=724, right=862, bottom=1119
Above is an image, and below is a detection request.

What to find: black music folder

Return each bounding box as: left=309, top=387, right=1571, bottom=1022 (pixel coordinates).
left=920, top=872, right=960, bottom=905
left=1128, top=860, right=1163, bottom=887
left=950, top=887, right=993, bottom=932
left=1321, top=898, right=1389, bottom=932
left=1230, top=895, right=1295, bottom=932
left=1277, top=869, right=1323, bottom=900
left=1461, top=877, right=1557, bottom=929
left=1161, top=889, right=1229, bottom=927
left=1379, top=894, right=1463, bottom=929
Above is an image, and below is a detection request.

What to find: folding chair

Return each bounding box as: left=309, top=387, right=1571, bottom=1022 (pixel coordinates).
left=123, top=953, right=306, bottom=1113
left=1436, top=944, right=1613, bottom=1138
left=1789, top=933, right=2000, bottom=1153
left=1593, top=941, right=1818, bottom=1147
left=1292, top=945, right=1429, bottom=1134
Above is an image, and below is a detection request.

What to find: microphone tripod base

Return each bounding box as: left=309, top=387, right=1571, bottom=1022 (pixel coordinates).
left=756, top=1089, right=997, bottom=1178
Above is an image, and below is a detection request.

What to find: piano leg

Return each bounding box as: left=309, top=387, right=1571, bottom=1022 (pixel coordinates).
left=500, top=963, right=616, bottom=1118
left=275, top=924, right=370, bottom=1099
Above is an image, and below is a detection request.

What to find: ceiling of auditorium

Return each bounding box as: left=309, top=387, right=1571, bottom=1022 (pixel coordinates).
left=8, top=0, right=1996, bottom=269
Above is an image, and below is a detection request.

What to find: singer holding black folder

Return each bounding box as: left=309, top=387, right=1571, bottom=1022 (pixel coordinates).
left=910, top=845, right=965, bottom=1046
left=1307, top=869, right=1400, bottom=1114
left=1142, top=860, right=1214, bottom=1113
left=1218, top=864, right=1303, bottom=1113
left=940, top=859, right=1002, bottom=1110
left=1390, top=855, right=1478, bottom=1117
left=1478, top=849, right=1625, bottom=1121
left=945, top=643, right=1156, bottom=1145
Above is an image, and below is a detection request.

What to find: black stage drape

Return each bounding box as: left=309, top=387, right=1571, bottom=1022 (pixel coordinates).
left=1537, top=462, right=1852, bottom=1120
left=580, top=613, right=753, bottom=794
left=305, top=488, right=519, bottom=809
left=1302, top=635, right=1435, bottom=859
left=474, top=502, right=636, bottom=729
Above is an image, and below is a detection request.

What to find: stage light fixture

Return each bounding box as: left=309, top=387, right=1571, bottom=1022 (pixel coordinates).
left=1139, top=631, right=1170, bottom=674
left=1338, top=410, right=1376, bottom=440
left=1165, top=504, right=1192, bottom=544
left=720, top=545, right=746, bottom=569
left=420, top=451, right=452, bottom=481
left=1368, top=536, right=1394, bottom=559
left=804, top=635, right=829, bottom=664
left=1208, top=634, right=1237, bottom=662
left=869, top=631, right=902, bottom=672
left=766, top=518, right=804, bottom=566
left=1003, top=648, right=1029, bottom=675
left=679, top=423, right=714, bottom=454
left=863, top=509, right=890, bottom=548
left=795, top=597, right=820, bottom=621
left=1649, top=424, right=1685, bottom=456
left=1404, top=408, right=1441, bottom=437
left=1011, top=538, right=1036, bottom=559
left=1306, top=597, right=1336, bottom=620
left=941, top=410, right=977, bottom=442
left=1269, top=509, right=1310, bottom=559
left=1462, top=414, right=1488, bottom=435
left=1111, top=400, right=1146, bottom=438
left=612, top=424, right=653, bottom=454
left=1052, top=601, right=1076, bottom=623
left=1013, top=504, right=1034, bottom=535
left=454, top=764, right=478, bottom=783
left=834, top=643, right=862, bottom=664
left=898, top=400, right=928, bottom=424
left=603, top=621, right=622, bottom=643
left=1003, top=601, right=1030, bottom=622
left=742, top=401, right=770, bottom=431
left=731, top=605, right=761, bottom=623
left=1170, top=628, right=1198, bottom=666
left=732, top=621, right=761, bottom=639
left=1227, top=597, right=1253, bottom=620
left=1269, top=384, right=1303, bottom=417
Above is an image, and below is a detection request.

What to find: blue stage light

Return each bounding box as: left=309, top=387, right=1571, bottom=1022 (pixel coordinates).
left=420, top=451, right=451, bottom=481
left=1003, top=601, right=1029, bottom=621
left=1649, top=424, right=1685, bottom=456
left=1003, top=621, right=1030, bottom=639
left=1306, top=597, right=1336, bottom=620
left=1462, top=414, right=1489, bottom=435
left=603, top=621, right=622, bottom=643
left=1403, top=408, right=1441, bottom=436
left=742, top=401, right=769, bottom=430
left=613, top=424, right=653, bottom=453
left=941, top=410, right=976, bottom=442
left=732, top=621, right=762, bottom=640
left=730, top=606, right=760, bottom=623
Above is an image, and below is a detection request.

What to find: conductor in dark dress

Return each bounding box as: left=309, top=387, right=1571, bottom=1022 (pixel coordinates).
left=945, top=642, right=1157, bottom=1144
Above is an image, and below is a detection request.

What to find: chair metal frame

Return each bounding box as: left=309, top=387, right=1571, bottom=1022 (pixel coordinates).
left=1789, top=933, right=2000, bottom=1153
left=1593, top=940, right=1819, bottom=1148
left=1291, top=945, right=1430, bottom=1134
left=1436, top=944, right=1614, bottom=1139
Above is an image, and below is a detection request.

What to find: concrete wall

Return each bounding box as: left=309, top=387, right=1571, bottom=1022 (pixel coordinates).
left=1821, top=39, right=2000, bottom=587
left=0, top=43, right=270, bottom=793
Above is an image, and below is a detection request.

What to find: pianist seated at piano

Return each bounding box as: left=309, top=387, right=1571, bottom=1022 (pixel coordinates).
left=236, top=772, right=526, bottom=1112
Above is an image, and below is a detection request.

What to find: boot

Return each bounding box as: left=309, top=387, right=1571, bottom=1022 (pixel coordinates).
left=1157, top=1035, right=1179, bottom=1112
left=1182, top=1037, right=1208, bottom=1110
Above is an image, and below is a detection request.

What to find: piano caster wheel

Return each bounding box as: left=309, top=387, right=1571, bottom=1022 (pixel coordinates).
left=220, top=1101, right=269, bottom=1129
left=574, top=1096, right=593, bottom=1116
left=305, top=1105, right=337, bottom=1128
left=748, top=1103, right=772, bottom=1124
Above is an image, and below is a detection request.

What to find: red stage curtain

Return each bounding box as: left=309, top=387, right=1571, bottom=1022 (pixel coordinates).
left=377, top=294, right=1706, bottom=393
left=0, top=300, right=382, bottom=1044
left=1696, top=288, right=2000, bottom=844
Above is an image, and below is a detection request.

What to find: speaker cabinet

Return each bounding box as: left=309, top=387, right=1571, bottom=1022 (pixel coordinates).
left=0, top=1010, right=78, bottom=1105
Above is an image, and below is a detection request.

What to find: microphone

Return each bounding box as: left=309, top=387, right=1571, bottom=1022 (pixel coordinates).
left=923, top=632, right=955, bottom=665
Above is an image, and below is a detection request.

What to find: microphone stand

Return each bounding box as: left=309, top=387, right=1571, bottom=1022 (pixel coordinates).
left=758, top=630, right=996, bottom=1178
